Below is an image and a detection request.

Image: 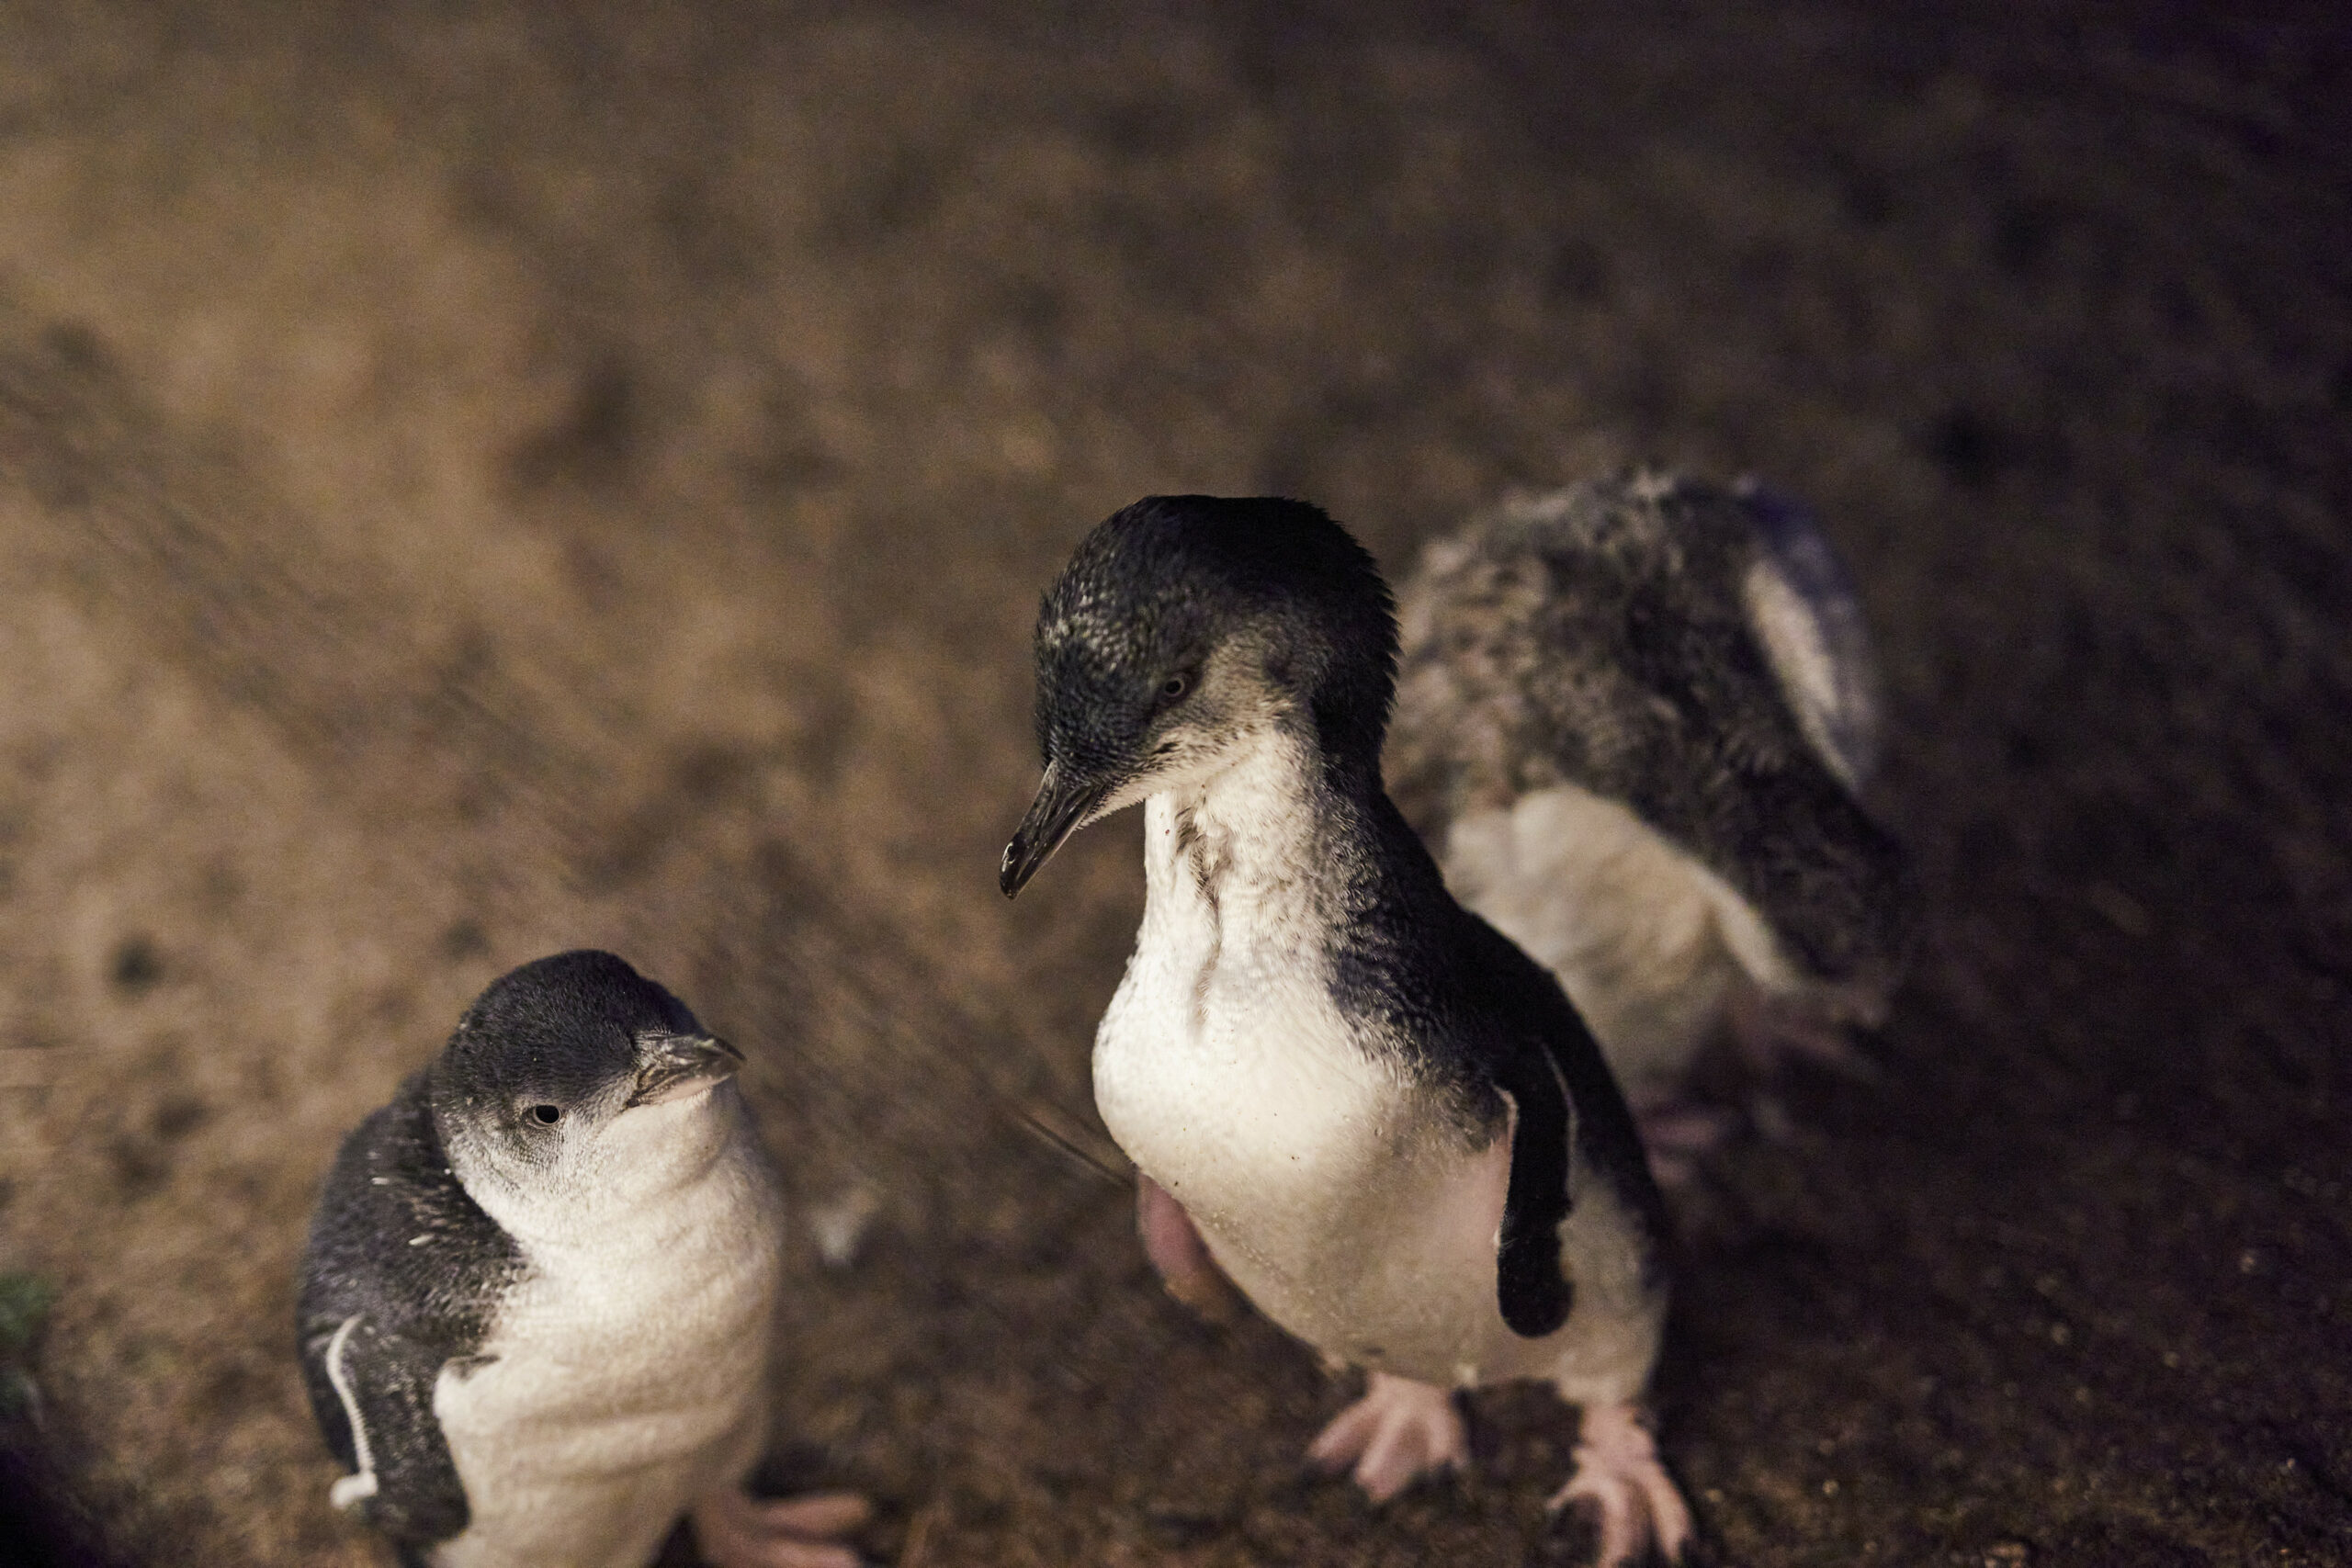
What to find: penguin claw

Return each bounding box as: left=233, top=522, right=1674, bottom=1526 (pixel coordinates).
left=690, top=1486, right=873, bottom=1568
left=1306, top=1372, right=1468, bottom=1503
left=1546, top=1403, right=1691, bottom=1566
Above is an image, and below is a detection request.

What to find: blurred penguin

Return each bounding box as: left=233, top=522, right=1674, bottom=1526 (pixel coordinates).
left=1386, top=472, right=1913, bottom=1177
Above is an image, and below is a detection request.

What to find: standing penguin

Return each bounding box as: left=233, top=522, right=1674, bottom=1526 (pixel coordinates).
left=1001, top=497, right=1690, bottom=1564
left=1385, top=474, right=1913, bottom=1164
left=296, top=950, right=869, bottom=1568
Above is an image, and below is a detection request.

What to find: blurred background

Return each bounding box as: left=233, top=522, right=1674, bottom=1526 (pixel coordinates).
left=0, top=2, right=2345, bottom=1563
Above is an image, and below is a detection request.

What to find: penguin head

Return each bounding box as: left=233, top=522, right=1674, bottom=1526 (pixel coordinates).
left=428, top=951, right=746, bottom=1223
left=1001, top=495, right=1397, bottom=897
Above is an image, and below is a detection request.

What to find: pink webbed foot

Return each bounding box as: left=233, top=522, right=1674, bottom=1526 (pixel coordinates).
left=1634, top=986, right=1882, bottom=1188
left=1629, top=1094, right=1741, bottom=1190
left=690, top=1485, right=872, bottom=1568
left=1306, top=1371, right=1469, bottom=1503
left=1547, top=1402, right=1691, bottom=1566
left=1727, top=982, right=1877, bottom=1081
left=1137, top=1173, right=1247, bottom=1324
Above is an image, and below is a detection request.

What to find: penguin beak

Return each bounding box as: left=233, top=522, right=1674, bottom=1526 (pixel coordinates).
left=1001, top=761, right=1113, bottom=898
left=628, top=1032, right=744, bottom=1107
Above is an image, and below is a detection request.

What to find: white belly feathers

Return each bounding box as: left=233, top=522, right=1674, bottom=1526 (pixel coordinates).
left=430, top=1134, right=783, bottom=1568
left=1094, top=900, right=1503, bottom=1380
left=1442, top=784, right=1799, bottom=1106
left=1095, top=788, right=1657, bottom=1397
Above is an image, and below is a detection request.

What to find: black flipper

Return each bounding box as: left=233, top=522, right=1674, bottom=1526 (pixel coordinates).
left=1452, top=908, right=1668, bottom=1341
left=1739, top=481, right=1883, bottom=792
left=295, top=1071, right=524, bottom=1558
left=1330, top=793, right=1668, bottom=1347
left=1492, top=1037, right=1575, bottom=1337
left=298, top=1314, right=470, bottom=1544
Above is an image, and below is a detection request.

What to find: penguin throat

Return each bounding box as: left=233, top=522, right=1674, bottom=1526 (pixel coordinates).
left=454, top=1095, right=741, bottom=1249
left=1145, top=727, right=1370, bottom=958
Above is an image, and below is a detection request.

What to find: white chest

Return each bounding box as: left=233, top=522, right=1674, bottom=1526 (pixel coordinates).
left=1094, top=832, right=1396, bottom=1238
left=1092, top=784, right=1507, bottom=1381
left=1095, top=789, right=1392, bottom=1190
left=431, top=1140, right=783, bottom=1568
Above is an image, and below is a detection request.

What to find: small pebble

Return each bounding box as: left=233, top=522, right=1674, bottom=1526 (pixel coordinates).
left=808, top=1184, right=883, bottom=1269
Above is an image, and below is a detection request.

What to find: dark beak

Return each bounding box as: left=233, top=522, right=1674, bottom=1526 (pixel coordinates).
left=628, top=1032, right=745, bottom=1107
left=1001, top=762, right=1113, bottom=898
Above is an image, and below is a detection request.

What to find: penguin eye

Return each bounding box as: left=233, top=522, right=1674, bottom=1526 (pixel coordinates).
left=1159, top=669, right=1194, bottom=705
left=527, top=1104, right=562, bottom=1126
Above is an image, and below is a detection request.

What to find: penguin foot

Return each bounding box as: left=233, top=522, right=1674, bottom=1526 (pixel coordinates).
left=1137, top=1173, right=1247, bottom=1324
left=1727, top=985, right=1874, bottom=1080
left=1306, top=1371, right=1468, bottom=1503
left=1629, top=1098, right=1740, bottom=1189
left=1546, top=1402, right=1690, bottom=1566
left=690, top=1486, right=872, bottom=1568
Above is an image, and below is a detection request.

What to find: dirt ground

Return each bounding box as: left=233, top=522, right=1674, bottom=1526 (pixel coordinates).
left=0, top=2, right=2345, bottom=1563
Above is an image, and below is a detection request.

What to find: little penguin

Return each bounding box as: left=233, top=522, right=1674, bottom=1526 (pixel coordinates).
left=1001, top=496, right=1691, bottom=1564
left=295, top=950, right=870, bottom=1568
left=1383, top=474, right=1913, bottom=1168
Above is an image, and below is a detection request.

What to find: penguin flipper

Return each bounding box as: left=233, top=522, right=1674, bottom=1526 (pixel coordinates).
left=295, top=1075, right=519, bottom=1550
left=1492, top=1036, right=1575, bottom=1338
left=1446, top=910, right=1574, bottom=1337
left=1453, top=908, right=1668, bottom=1341
left=1736, top=482, right=1883, bottom=793
left=298, top=1312, right=471, bottom=1548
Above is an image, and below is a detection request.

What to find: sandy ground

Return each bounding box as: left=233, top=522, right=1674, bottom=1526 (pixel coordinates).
left=0, top=2, right=2345, bottom=1563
